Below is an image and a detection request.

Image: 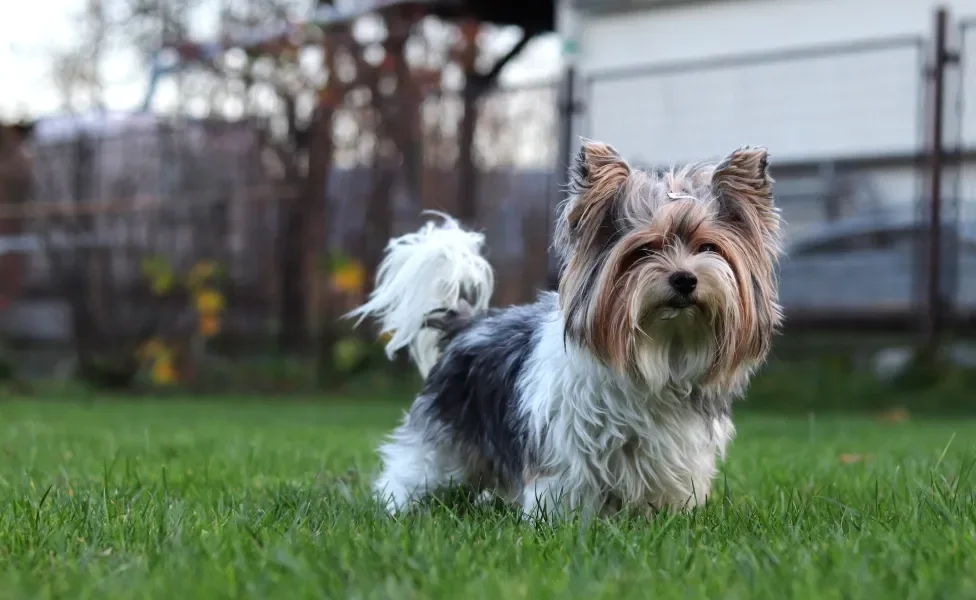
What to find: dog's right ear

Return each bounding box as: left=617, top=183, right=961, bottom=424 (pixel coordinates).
left=562, top=139, right=630, bottom=242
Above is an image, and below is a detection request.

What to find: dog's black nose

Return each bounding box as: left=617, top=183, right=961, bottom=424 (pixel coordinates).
left=669, top=271, right=697, bottom=295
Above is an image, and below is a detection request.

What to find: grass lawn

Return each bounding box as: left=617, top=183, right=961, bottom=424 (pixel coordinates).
left=0, top=397, right=974, bottom=599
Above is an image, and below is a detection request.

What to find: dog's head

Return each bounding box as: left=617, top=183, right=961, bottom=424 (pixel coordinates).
left=554, top=140, right=783, bottom=389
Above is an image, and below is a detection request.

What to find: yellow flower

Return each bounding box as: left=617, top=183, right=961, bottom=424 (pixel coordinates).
left=198, top=314, right=221, bottom=338
left=151, top=357, right=177, bottom=385
left=195, top=288, right=225, bottom=315
left=332, top=261, right=365, bottom=294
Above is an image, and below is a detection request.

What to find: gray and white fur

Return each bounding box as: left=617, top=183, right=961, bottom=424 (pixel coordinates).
left=348, top=141, right=783, bottom=519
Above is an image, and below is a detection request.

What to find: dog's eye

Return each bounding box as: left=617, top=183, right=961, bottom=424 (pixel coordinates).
left=697, top=243, right=718, bottom=254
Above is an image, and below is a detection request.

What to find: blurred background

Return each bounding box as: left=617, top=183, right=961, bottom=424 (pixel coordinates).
left=0, top=0, right=975, bottom=410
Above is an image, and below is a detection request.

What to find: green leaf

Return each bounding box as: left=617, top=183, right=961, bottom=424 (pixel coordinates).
left=333, top=336, right=367, bottom=373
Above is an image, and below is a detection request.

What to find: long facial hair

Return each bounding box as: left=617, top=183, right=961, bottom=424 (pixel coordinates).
left=554, top=140, right=783, bottom=390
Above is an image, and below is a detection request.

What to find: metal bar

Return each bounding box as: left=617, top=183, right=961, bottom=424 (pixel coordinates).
left=548, top=66, right=579, bottom=289
left=456, top=31, right=539, bottom=225
left=785, top=308, right=976, bottom=335
left=922, top=7, right=950, bottom=355
left=573, top=0, right=746, bottom=15
left=484, top=33, right=535, bottom=82
left=941, top=18, right=969, bottom=324
left=587, top=35, right=925, bottom=84
left=583, top=76, right=593, bottom=138
left=455, top=85, right=481, bottom=224
left=727, top=147, right=976, bottom=177
left=912, top=20, right=931, bottom=314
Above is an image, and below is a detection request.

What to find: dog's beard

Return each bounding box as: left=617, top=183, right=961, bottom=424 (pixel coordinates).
left=627, top=280, right=725, bottom=387
left=647, top=295, right=702, bottom=320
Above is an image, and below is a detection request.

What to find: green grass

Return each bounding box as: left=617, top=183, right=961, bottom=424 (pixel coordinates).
left=0, top=397, right=975, bottom=599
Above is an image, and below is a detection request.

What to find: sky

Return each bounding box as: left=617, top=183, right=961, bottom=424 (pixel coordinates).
left=0, top=0, right=561, bottom=121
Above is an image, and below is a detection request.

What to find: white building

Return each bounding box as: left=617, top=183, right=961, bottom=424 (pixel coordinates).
left=559, top=0, right=976, bottom=310
left=561, top=0, right=976, bottom=230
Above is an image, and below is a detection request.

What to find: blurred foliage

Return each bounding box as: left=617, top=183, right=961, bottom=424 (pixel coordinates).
left=327, top=251, right=366, bottom=296
left=138, top=256, right=228, bottom=387
left=0, top=341, right=32, bottom=396
left=76, top=353, right=142, bottom=392
left=0, top=344, right=15, bottom=383
left=11, top=338, right=976, bottom=409
left=136, top=338, right=178, bottom=387
left=745, top=354, right=976, bottom=415
left=77, top=250, right=389, bottom=394
left=57, top=250, right=976, bottom=406
left=334, top=336, right=369, bottom=373
left=312, top=250, right=375, bottom=387
left=126, top=342, right=408, bottom=397
left=141, top=256, right=177, bottom=296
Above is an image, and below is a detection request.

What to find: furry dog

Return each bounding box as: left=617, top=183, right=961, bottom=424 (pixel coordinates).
left=348, top=140, right=783, bottom=519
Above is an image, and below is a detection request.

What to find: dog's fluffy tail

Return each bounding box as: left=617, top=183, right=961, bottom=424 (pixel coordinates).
left=346, top=212, right=494, bottom=378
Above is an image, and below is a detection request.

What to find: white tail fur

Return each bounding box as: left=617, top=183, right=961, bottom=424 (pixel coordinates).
left=346, top=212, right=494, bottom=378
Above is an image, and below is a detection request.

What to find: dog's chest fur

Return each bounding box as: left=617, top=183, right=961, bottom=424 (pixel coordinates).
left=572, top=385, right=731, bottom=509
left=519, top=308, right=734, bottom=509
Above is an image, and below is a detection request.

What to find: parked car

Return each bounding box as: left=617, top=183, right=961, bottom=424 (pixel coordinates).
left=779, top=214, right=976, bottom=311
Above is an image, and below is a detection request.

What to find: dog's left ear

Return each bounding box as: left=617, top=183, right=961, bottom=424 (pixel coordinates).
left=711, top=147, right=779, bottom=240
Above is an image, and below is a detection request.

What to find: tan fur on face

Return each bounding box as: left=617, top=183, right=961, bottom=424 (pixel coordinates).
left=555, top=142, right=783, bottom=390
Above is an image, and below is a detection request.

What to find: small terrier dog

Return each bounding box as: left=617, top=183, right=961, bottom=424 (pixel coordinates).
left=349, top=140, right=782, bottom=519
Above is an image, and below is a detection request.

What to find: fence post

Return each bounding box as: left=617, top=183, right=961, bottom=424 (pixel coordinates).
left=456, top=28, right=537, bottom=227
left=549, top=0, right=583, bottom=290
left=549, top=66, right=581, bottom=289
left=922, top=6, right=954, bottom=356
